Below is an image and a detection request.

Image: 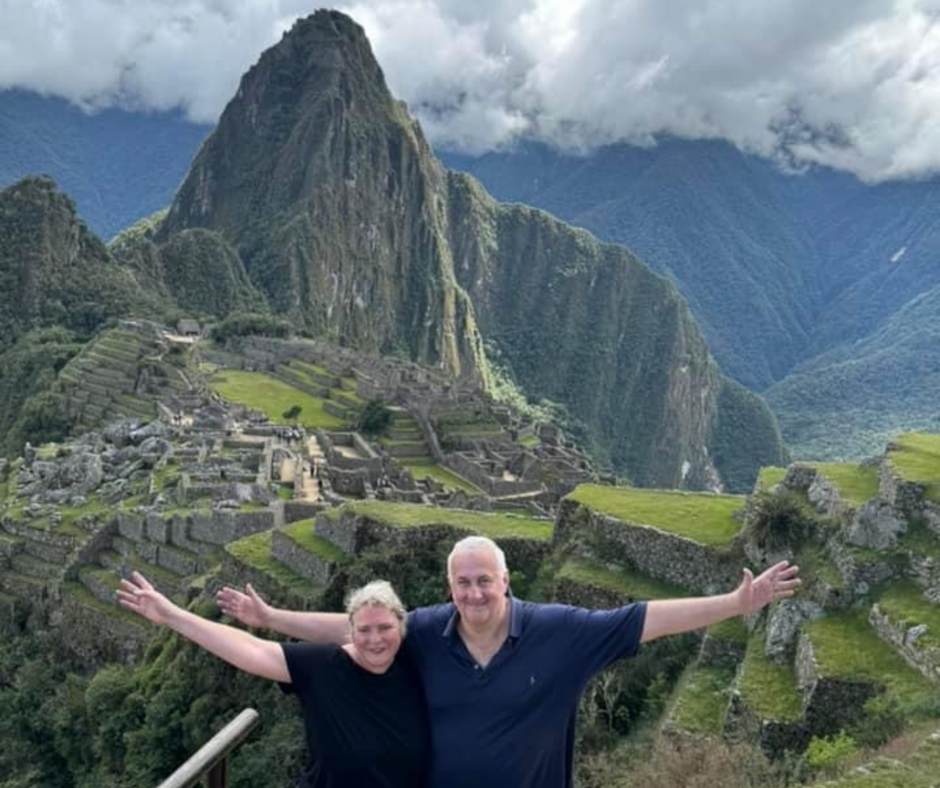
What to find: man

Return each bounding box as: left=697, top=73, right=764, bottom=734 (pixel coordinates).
left=218, top=535, right=799, bottom=788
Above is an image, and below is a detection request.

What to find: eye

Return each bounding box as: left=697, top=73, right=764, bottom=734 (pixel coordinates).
left=378, top=624, right=394, bottom=632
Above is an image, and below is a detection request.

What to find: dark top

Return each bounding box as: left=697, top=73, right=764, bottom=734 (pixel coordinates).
left=406, top=598, right=647, bottom=788
left=280, top=643, right=430, bottom=788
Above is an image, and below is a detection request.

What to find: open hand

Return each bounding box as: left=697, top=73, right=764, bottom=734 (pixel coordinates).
left=116, top=571, right=177, bottom=626
left=216, top=583, right=271, bottom=628
left=736, top=560, right=801, bottom=615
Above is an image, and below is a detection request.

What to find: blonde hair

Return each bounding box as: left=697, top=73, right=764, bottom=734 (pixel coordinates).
left=345, top=580, right=407, bottom=637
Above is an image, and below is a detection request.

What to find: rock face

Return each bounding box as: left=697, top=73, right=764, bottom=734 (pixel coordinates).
left=161, top=11, right=485, bottom=382
left=157, top=10, right=785, bottom=490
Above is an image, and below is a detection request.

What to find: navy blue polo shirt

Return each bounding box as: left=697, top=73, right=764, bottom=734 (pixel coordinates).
left=405, top=597, right=647, bottom=788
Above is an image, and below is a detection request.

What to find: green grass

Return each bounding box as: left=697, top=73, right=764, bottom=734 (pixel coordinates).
left=62, top=581, right=149, bottom=627
left=280, top=520, right=350, bottom=563
left=757, top=466, right=787, bottom=490
left=814, top=463, right=880, bottom=506
left=566, top=484, right=746, bottom=548
left=796, top=542, right=847, bottom=590
left=669, top=664, right=736, bottom=734
left=887, top=433, right=940, bottom=502
left=707, top=617, right=749, bottom=645
left=208, top=370, right=346, bottom=429
left=226, top=531, right=322, bottom=596
left=557, top=558, right=685, bottom=600
left=737, top=633, right=803, bottom=722
left=897, top=518, right=940, bottom=562
left=327, top=500, right=553, bottom=541
left=804, top=611, right=939, bottom=716
left=274, top=483, right=294, bottom=501
left=876, top=580, right=940, bottom=650
left=519, top=434, right=540, bottom=449
left=401, top=460, right=481, bottom=494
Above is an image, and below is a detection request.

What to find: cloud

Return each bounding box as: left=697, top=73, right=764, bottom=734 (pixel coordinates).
left=1, top=0, right=939, bottom=181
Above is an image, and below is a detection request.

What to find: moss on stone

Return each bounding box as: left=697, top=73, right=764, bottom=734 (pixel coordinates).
left=876, top=581, right=940, bottom=650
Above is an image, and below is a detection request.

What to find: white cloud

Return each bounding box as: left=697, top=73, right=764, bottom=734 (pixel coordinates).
left=1, top=0, right=940, bottom=181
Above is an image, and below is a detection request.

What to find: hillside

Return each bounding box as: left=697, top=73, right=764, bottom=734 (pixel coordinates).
left=766, top=284, right=940, bottom=459
left=0, top=337, right=937, bottom=786
left=0, top=89, right=211, bottom=241
left=120, top=10, right=784, bottom=491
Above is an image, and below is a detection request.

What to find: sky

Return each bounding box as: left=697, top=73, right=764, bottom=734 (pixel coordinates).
left=2, top=0, right=940, bottom=182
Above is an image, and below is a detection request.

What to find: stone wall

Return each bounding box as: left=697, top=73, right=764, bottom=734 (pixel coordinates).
left=869, top=603, right=940, bottom=682
left=554, top=500, right=741, bottom=594
left=878, top=458, right=926, bottom=512
left=271, top=530, right=340, bottom=585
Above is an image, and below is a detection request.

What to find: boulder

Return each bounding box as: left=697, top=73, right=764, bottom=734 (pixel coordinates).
left=56, top=451, right=104, bottom=493
left=765, top=599, right=824, bottom=664
left=104, top=417, right=144, bottom=447
left=844, top=501, right=906, bottom=550
left=130, top=420, right=168, bottom=443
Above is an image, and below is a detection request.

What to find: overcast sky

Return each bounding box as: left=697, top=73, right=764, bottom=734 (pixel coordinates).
left=2, top=0, right=940, bottom=182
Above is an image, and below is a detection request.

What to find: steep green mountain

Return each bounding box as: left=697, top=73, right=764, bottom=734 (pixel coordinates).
left=0, top=177, right=149, bottom=351
left=0, top=89, right=211, bottom=240
left=766, top=283, right=940, bottom=459
left=151, top=10, right=784, bottom=490
left=158, top=12, right=484, bottom=382
left=445, top=174, right=787, bottom=487
left=443, top=140, right=822, bottom=390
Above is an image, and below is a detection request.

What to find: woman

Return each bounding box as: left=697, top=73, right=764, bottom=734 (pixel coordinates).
left=117, top=571, right=429, bottom=788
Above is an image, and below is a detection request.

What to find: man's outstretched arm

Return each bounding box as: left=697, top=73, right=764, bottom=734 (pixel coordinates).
left=216, top=583, right=350, bottom=644
left=640, top=560, right=800, bottom=643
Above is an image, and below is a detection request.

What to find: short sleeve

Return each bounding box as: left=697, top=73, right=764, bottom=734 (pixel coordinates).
left=563, top=602, right=647, bottom=677
left=279, top=642, right=333, bottom=696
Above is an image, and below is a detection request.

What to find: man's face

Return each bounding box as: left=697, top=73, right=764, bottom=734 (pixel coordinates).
left=449, top=548, right=509, bottom=628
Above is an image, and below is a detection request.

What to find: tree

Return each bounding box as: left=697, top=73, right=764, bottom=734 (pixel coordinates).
left=282, top=405, right=302, bottom=424
left=356, top=399, right=392, bottom=434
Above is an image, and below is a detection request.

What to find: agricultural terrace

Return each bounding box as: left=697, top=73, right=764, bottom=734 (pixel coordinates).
left=887, top=433, right=940, bottom=503
left=208, top=370, right=346, bottom=429
left=567, top=484, right=745, bottom=548
left=324, top=500, right=553, bottom=541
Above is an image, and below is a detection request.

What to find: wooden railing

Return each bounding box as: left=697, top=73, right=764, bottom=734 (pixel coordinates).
left=156, top=708, right=260, bottom=788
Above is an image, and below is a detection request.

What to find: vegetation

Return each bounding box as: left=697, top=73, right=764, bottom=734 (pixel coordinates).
left=400, top=459, right=481, bottom=494
left=355, top=399, right=393, bottom=434
left=567, top=483, right=745, bottom=548
left=208, top=370, right=345, bottom=429
left=744, top=490, right=817, bottom=550
left=209, top=313, right=292, bottom=343
left=737, top=634, right=803, bottom=723
left=887, top=433, right=940, bottom=502
left=814, top=462, right=880, bottom=506
left=668, top=664, right=736, bottom=734
left=558, top=559, right=686, bottom=600
left=326, top=500, right=553, bottom=541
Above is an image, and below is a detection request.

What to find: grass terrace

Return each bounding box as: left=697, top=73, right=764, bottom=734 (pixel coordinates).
left=557, top=558, right=686, bottom=600
left=737, top=633, right=803, bottom=723
left=208, top=370, right=346, bottom=429
left=804, top=611, right=939, bottom=717
left=669, top=664, right=736, bottom=735
left=226, top=531, right=322, bottom=596
left=326, top=500, right=553, bottom=541
left=707, top=617, right=749, bottom=646
left=887, top=433, right=940, bottom=503
left=876, top=580, right=940, bottom=650
left=757, top=466, right=787, bottom=491
left=814, top=463, right=880, bottom=506
left=400, top=459, right=481, bottom=494
left=897, top=519, right=940, bottom=562
left=62, top=581, right=150, bottom=628
left=567, top=484, right=745, bottom=548
left=280, top=520, right=350, bottom=563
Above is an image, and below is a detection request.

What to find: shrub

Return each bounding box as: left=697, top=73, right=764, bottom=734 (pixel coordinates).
left=744, top=491, right=815, bottom=550
left=805, top=731, right=856, bottom=776
left=356, top=399, right=393, bottom=434
left=209, top=312, right=291, bottom=343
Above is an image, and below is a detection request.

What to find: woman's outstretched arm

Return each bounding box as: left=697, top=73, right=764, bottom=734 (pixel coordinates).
left=117, top=571, right=290, bottom=683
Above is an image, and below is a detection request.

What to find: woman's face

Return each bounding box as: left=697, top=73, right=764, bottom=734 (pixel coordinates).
left=350, top=604, right=402, bottom=674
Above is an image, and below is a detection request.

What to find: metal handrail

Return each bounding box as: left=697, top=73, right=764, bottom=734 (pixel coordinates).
left=156, top=708, right=260, bottom=788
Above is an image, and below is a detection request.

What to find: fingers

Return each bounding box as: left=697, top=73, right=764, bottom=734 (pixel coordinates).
left=131, top=570, right=155, bottom=592
left=246, top=583, right=265, bottom=605
left=741, top=568, right=754, bottom=585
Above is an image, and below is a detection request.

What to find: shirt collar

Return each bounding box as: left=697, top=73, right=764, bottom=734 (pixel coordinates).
left=441, top=595, right=523, bottom=640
